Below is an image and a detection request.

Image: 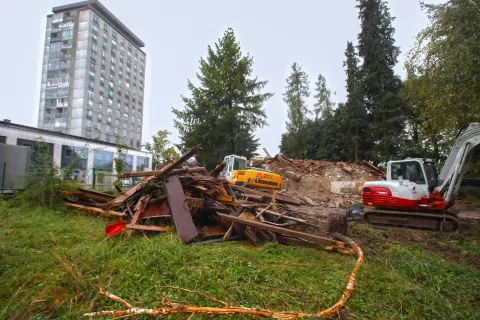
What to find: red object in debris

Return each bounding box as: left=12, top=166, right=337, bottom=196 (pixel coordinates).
left=106, top=220, right=126, bottom=237
left=256, top=172, right=263, bottom=180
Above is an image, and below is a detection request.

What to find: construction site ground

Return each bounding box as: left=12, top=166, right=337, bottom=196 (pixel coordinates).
left=1, top=198, right=479, bottom=319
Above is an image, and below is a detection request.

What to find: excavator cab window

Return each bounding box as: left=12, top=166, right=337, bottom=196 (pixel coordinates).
left=391, top=161, right=426, bottom=185
left=424, top=163, right=438, bottom=186
left=233, top=158, right=246, bottom=170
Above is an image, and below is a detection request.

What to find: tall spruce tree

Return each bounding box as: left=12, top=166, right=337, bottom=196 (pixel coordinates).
left=281, top=63, right=310, bottom=159
left=343, top=41, right=368, bottom=162
left=173, top=28, right=272, bottom=169
left=357, top=0, right=406, bottom=161
left=313, top=74, right=334, bottom=120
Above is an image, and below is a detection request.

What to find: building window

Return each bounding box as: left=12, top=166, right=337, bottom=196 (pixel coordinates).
left=99, top=86, right=105, bottom=95
left=116, top=119, right=120, bottom=126
left=98, top=113, right=102, bottom=121
left=17, top=139, right=54, bottom=164
left=108, top=99, right=113, bottom=106
left=61, top=146, right=88, bottom=170
left=131, top=116, right=135, bottom=123
left=136, top=156, right=149, bottom=171
left=92, top=34, right=98, bottom=43
left=92, top=43, right=98, bottom=52
left=93, top=150, right=114, bottom=169
left=118, top=154, right=133, bottom=172
left=124, top=113, right=128, bottom=120
left=122, top=129, right=127, bottom=137
left=137, top=119, right=141, bottom=125
left=113, top=128, right=118, bottom=134
left=89, top=71, right=95, bottom=79
left=0, top=136, right=6, bottom=144
left=107, top=107, right=112, bottom=115
left=89, top=81, right=95, bottom=89
left=111, top=39, right=117, bottom=47
left=103, top=23, right=108, bottom=33
left=93, top=15, right=99, bottom=25
left=108, top=91, right=113, bottom=98
left=106, top=125, right=111, bottom=133
left=88, top=100, right=94, bottom=108
left=112, top=30, right=117, bottom=39
left=123, top=122, right=127, bottom=129
left=85, top=129, right=92, bottom=137
left=86, top=119, right=92, bottom=127
left=106, top=134, right=111, bottom=142
left=107, top=116, right=112, bottom=123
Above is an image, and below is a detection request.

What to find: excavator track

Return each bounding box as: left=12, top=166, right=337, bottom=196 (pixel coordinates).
left=363, top=207, right=459, bottom=232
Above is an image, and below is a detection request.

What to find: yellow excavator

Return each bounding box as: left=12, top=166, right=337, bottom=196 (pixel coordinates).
left=219, top=154, right=282, bottom=190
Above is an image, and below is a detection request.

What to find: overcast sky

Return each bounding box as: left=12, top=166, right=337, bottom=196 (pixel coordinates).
left=0, top=0, right=445, bottom=155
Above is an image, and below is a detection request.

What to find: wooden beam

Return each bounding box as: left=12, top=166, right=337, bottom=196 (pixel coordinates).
left=217, top=213, right=346, bottom=247
left=65, top=203, right=125, bottom=219
left=126, top=224, right=169, bottom=232
left=231, top=185, right=301, bottom=205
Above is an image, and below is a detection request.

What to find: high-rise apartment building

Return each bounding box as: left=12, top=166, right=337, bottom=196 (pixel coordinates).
left=38, top=0, right=146, bottom=149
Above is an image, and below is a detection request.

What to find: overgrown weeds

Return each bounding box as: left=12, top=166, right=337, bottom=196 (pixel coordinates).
left=12, top=137, right=79, bottom=208
left=1, top=202, right=479, bottom=319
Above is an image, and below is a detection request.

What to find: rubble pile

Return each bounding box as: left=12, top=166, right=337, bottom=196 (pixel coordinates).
left=251, top=154, right=384, bottom=181
left=249, top=154, right=385, bottom=208
left=61, top=145, right=351, bottom=250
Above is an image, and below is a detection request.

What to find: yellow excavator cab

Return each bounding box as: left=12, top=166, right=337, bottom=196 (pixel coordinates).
left=220, top=155, right=282, bottom=190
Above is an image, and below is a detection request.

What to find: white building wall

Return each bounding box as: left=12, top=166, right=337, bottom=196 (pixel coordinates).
left=0, top=125, right=151, bottom=187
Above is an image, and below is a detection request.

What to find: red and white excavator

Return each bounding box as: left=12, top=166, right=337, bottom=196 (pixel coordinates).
left=361, top=123, right=480, bottom=231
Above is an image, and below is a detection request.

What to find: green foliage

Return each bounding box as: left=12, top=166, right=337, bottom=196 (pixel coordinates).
left=1, top=204, right=479, bottom=319
left=280, top=63, right=310, bottom=159
left=357, top=0, right=407, bottom=162
left=144, top=130, right=179, bottom=168
left=173, top=28, right=272, bottom=169
left=113, top=135, right=128, bottom=188
left=403, top=0, right=480, bottom=156
left=313, top=73, right=335, bottom=120
left=15, top=137, right=77, bottom=207
left=343, top=41, right=370, bottom=162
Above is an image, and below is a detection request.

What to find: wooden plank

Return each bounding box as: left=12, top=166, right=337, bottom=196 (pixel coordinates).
left=109, top=176, right=156, bottom=206
left=211, top=162, right=226, bottom=177
left=65, top=203, right=124, bottom=219
left=217, top=213, right=346, bottom=247
left=215, top=195, right=233, bottom=202
left=127, top=195, right=150, bottom=237
left=140, top=198, right=171, bottom=219
left=231, top=185, right=301, bottom=205
left=78, top=188, right=116, bottom=200
left=126, top=224, right=169, bottom=232
left=165, top=175, right=198, bottom=243
left=263, top=148, right=272, bottom=158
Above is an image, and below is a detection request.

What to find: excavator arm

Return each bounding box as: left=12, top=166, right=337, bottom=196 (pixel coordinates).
left=434, top=123, right=480, bottom=208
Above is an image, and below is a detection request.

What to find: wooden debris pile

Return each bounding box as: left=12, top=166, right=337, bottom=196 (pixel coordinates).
left=61, top=145, right=349, bottom=249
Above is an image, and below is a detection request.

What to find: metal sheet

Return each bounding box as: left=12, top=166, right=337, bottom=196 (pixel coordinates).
left=165, top=175, right=198, bottom=243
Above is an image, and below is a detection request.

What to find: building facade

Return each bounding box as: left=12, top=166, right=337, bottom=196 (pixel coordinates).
left=38, top=0, right=146, bottom=150
left=0, top=120, right=151, bottom=187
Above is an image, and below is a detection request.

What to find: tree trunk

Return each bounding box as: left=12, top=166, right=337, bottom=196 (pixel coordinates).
left=354, top=126, right=359, bottom=162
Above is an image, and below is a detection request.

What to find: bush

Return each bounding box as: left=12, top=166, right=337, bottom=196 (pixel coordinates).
left=14, top=137, right=79, bottom=207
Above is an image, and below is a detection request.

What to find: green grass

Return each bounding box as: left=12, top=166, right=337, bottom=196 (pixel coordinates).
left=0, top=201, right=479, bottom=319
